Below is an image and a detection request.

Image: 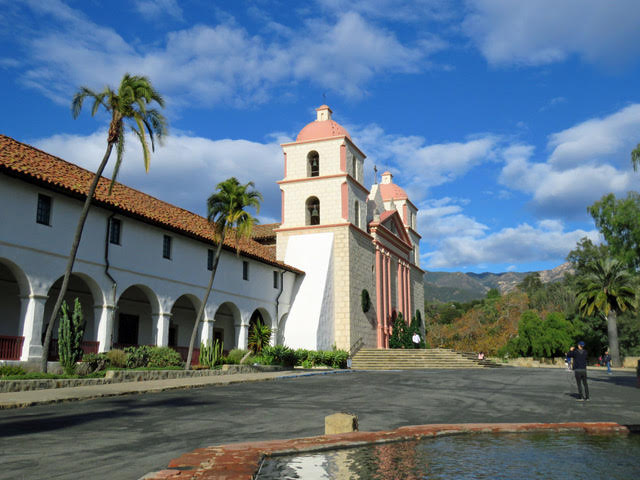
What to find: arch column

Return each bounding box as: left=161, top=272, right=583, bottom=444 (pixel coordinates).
left=397, top=261, right=404, bottom=317
left=407, top=267, right=412, bottom=320
left=235, top=320, right=249, bottom=350
left=200, top=320, right=213, bottom=345
left=404, top=264, right=410, bottom=322
left=153, top=312, right=173, bottom=347
left=95, top=304, right=116, bottom=352
left=385, top=253, right=391, bottom=348
left=19, top=294, right=48, bottom=361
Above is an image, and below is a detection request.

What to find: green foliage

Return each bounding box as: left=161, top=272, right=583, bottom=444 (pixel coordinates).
left=618, top=313, right=640, bottom=356
left=518, top=273, right=543, bottom=297
left=83, top=352, right=109, bottom=372
left=486, top=288, right=501, bottom=300
left=262, top=345, right=297, bottom=367
left=0, top=365, right=26, bottom=377
left=199, top=339, right=224, bottom=368
left=57, top=298, right=85, bottom=375
left=290, top=348, right=349, bottom=368
left=225, top=349, right=248, bottom=365
left=501, top=310, right=575, bottom=358
left=361, top=289, right=371, bottom=313
left=588, top=192, right=640, bottom=271
left=105, top=349, right=128, bottom=368
left=248, top=320, right=271, bottom=354
left=124, top=345, right=152, bottom=368
left=148, top=347, right=183, bottom=368
left=389, top=313, right=413, bottom=349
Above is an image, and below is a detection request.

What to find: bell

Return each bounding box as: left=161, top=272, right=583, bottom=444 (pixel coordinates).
left=311, top=206, right=319, bottom=217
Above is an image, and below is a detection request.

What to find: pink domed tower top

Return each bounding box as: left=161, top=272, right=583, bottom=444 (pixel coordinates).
left=379, top=171, right=408, bottom=201
left=296, top=105, right=351, bottom=142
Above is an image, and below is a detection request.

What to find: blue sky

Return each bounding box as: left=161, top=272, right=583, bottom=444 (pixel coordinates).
left=1, top=0, right=640, bottom=273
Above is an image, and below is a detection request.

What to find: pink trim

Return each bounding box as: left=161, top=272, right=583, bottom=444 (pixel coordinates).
left=376, top=249, right=383, bottom=348
left=386, top=254, right=392, bottom=348
left=397, top=262, right=403, bottom=317
left=341, top=182, right=348, bottom=220
left=340, top=144, right=346, bottom=172
left=281, top=190, right=285, bottom=224
left=404, top=265, right=409, bottom=323
left=407, top=267, right=412, bottom=319
left=283, top=152, right=287, bottom=178
left=275, top=222, right=350, bottom=233
left=281, top=136, right=367, bottom=159
left=403, top=204, right=408, bottom=225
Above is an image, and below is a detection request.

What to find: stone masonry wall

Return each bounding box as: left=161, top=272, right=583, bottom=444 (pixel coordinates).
left=348, top=228, right=378, bottom=349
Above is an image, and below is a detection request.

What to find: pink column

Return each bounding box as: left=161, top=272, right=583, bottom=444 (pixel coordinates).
left=375, top=248, right=383, bottom=348
left=406, top=265, right=412, bottom=321
left=381, top=249, right=388, bottom=346
left=403, top=264, right=409, bottom=323
left=386, top=254, right=392, bottom=348
left=397, top=261, right=403, bottom=317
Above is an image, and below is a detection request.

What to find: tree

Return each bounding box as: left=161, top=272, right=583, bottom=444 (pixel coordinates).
left=58, top=298, right=85, bottom=375
left=185, top=178, right=263, bottom=369
left=567, top=237, right=610, bottom=275
left=632, top=142, right=640, bottom=172
left=41, top=74, right=167, bottom=372
left=248, top=320, right=271, bottom=355
left=588, top=192, right=640, bottom=271
left=576, top=256, right=637, bottom=367
left=518, top=273, right=543, bottom=298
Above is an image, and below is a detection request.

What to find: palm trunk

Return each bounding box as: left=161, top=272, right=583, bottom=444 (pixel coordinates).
left=40, top=142, right=115, bottom=372
left=606, top=310, right=621, bottom=368
left=185, top=226, right=227, bottom=370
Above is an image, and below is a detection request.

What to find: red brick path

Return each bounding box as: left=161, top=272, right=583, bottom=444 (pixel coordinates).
left=141, top=422, right=630, bottom=479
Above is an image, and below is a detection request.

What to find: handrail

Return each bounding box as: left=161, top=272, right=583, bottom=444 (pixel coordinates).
left=348, top=337, right=364, bottom=357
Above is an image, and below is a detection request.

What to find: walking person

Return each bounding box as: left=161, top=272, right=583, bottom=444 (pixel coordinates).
left=603, top=349, right=612, bottom=375
left=567, top=341, right=589, bottom=401
left=412, top=332, right=421, bottom=349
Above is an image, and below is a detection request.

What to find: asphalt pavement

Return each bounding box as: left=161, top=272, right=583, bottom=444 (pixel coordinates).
left=0, top=368, right=638, bottom=479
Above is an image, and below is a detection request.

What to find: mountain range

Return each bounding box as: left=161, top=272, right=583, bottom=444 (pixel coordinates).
left=423, top=263, right=574, bottom=303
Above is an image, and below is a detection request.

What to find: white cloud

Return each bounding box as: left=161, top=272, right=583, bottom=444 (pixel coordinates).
left=417, top=197, right=488, bottom=242
left=134, top=0, right=184, bottom=21
left=33, top=130, right=284, bottom=222
left=9, top=2, right=433, bottom=106
left=499, top=105, right=639, bottom=219
left=463, top=0, right=640, bottom=67
left=425, top=220, right=598, bottom=269
left=548, top=104, right=640, bottom=169
left=349, top=123, right=500, bottom=201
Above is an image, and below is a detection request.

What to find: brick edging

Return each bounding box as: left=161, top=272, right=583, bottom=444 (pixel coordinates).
left=142, top=422, right=631, bottom=479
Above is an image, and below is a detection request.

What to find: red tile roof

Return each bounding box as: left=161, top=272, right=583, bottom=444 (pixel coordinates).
left=0, top=134, right=302, bottom=274
left=250, top=223, right=279, bottom=241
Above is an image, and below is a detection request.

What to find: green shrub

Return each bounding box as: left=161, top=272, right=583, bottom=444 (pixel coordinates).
left=125, top=345, right=152, bottom=368
left=248, top=321, right=271, bottom=354
left=106, top=349, right=128, bottom=368
left=0, top=365, right=26, bottom=377
left=301, top=359, right=313, bottom=369
left=148, top=347, right=183, bottom=368
left=328, top=350, right=349, bottom=368
left=361, top=289, right=371, bottom=313
left=225, top=348, right=248, bottom=365
left=83, top=352, right=109, bottom=372
left=263, top=345, right=296, bottom=367
left=199, top=340, right=224, bottom=368
left=58, top=298, right=85, bottom=375
left=294, top=348, right=310, bottom=366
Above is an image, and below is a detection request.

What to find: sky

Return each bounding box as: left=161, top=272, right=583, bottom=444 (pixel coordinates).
left=1, top=0, right=640, bottom=273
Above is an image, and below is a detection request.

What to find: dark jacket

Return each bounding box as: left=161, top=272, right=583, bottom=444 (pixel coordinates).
left=567, top=348, right=588, bottom=370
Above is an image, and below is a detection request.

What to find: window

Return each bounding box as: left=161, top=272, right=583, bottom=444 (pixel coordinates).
left=307, top=151, right=320, bottom=177
left=109, top=218, right=121, bottom=245
left=163, top=235, right=172, bottom=259
left=207, top=249, right=214, bottom=271
left=306, top=196, right=320, bottom=225
left=273, top=271, right=279, bottom=289
left=354, top=201, right=360, bottom=228
left=36, top=194, right=52, bottom=225
left=352, top=156, right=357, bottom=181
left=243, top=261, right=249, bottom=280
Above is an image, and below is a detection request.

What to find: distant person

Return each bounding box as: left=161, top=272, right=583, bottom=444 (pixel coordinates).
left=603, top=350, right=612, bottom=375
left=478, top=352, right=485, bottom=360
left=567, top=341, right=589, bottom=401
left=412, top=332, right=421, bottom=349
left=564, top=353, right=572, bottom=371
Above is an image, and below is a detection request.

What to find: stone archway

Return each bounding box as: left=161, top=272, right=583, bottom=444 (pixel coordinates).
left=0, top=259, right=29, bottom=360
left=114, top=285, right=159, bottom=348
left=169, top=294, right=200, bottom=359
left=213, top=302, right=240, bottom=352
left=43, top=274, right=101, bottom=359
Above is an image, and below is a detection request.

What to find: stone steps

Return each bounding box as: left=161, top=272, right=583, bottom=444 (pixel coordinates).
left=351, top=348, right=500, bottom=370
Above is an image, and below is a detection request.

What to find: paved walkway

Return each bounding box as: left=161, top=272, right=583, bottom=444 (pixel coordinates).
left=0, top=369, right=350, bottom=409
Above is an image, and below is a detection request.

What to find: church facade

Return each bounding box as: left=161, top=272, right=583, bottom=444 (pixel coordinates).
left=0, top=105, right=423, bottom=363
left=275, top=106, right=424, bottom=352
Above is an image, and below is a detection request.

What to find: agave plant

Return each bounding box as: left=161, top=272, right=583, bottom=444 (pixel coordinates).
left=248, top=320, right=272, bottom=355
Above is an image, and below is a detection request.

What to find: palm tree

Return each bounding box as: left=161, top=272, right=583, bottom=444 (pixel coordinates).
left=632, top=143, right=640, bottom=171
left=185, top=178, right=263, bottom=369
left=40, top=74, right=167, bottom=372
left=576, top=256, right=637, bottom=367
